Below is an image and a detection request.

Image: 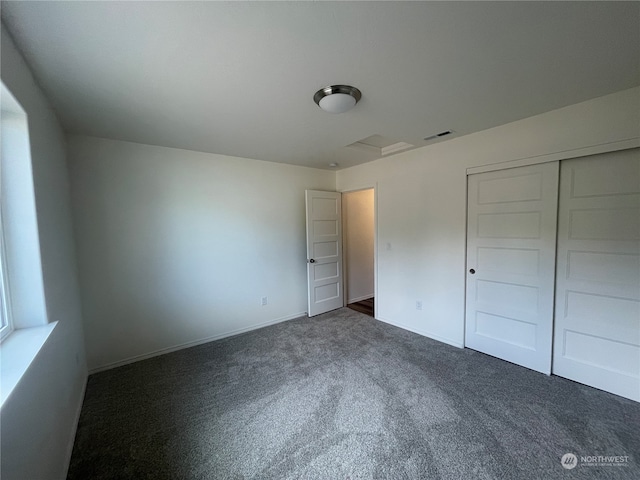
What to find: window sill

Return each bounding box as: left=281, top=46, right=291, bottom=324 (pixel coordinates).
left=0, top=322, right=57, bottom=407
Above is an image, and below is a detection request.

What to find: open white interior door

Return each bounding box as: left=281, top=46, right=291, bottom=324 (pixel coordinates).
left=306, top=190, right=344, bottom=316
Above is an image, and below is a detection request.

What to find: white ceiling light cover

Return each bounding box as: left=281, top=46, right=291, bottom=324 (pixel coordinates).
left=319, top=93, right=356, bottom=114
left=314, top=85, right=362, bottom=114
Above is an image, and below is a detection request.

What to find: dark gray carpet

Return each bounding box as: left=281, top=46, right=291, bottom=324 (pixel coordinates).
left=67, top=308, right=639, bottom=479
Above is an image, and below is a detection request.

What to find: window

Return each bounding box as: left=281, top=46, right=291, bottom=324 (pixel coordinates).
left=0, top=213, right=12, bottom=341
left=1, top=81, right=56, bottom=406
left=1, top=81, right=48, bottom=338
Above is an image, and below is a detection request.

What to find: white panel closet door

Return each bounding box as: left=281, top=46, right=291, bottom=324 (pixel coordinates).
left=465, top=162, right=559, bottom=374
left=553, top=149, right=640, bottom=401
left=305, top=190, right=344, bottom=316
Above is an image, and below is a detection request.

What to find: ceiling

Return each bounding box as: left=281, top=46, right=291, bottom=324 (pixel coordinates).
left=2, top=1, right=639, bottom=170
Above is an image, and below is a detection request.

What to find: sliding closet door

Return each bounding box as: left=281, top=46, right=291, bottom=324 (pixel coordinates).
left=465, top=162, right=559, bottom=374
left=553, top=149, right=640, bottom=401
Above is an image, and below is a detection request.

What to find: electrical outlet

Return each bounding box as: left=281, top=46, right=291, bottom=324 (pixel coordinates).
left=416, top=301, right=422, bottom=310
left=261, top=296, right=268, bottom=306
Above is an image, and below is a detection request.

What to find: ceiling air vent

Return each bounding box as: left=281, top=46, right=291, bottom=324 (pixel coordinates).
left=424, top=130, right=454, bottom=142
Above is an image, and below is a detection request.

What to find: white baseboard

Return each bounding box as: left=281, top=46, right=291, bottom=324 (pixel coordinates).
left=89, top=311, right=307, bottom=374
left=62, top=370, right=88, bottom=478
left=375, top=316, right=464, bottom=349
left=347, top=294, right=374, bottom=304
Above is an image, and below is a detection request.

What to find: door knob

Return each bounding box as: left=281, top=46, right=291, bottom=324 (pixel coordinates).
left=309, top=259, right=316, bottom=263
left=469, top=268, right=475, bottom=274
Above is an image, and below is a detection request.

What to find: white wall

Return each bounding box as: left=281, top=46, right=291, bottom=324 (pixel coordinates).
left=0, top=26, right=87, bottom=480
left=337, top=87, right=640, bottom=348
left=343, top=189, right=374, bottom=303
left=67, top=136, right=335, bottom=371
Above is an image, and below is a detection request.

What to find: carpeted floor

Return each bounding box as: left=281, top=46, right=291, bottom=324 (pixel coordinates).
left=67, top=308, right=640, bottom=479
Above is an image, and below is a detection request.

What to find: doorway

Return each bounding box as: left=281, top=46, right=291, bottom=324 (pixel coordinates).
left=342, top=188, right=375, bottom=317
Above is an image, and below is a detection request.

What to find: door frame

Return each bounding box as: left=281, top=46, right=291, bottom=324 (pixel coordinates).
left=339, top=184, right=378, bottom=319
left=466, top=138, right=638, bottom=176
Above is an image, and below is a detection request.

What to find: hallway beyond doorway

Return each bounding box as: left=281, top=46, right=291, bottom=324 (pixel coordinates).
left=347, top=297, right=374, bottom=317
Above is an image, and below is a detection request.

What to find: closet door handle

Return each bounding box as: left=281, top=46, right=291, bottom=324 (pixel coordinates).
left=469, top=268, right=476, bottom=274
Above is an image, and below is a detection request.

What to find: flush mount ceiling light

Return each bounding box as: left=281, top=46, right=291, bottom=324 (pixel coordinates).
left=313, top=85, right=362, bottom=114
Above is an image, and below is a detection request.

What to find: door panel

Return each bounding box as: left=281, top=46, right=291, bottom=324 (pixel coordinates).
left=305, top=190, right=343, bottom=316
left=553, top=149, right=640, bottom=401
left=465, top=162, right=559, bottom=374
